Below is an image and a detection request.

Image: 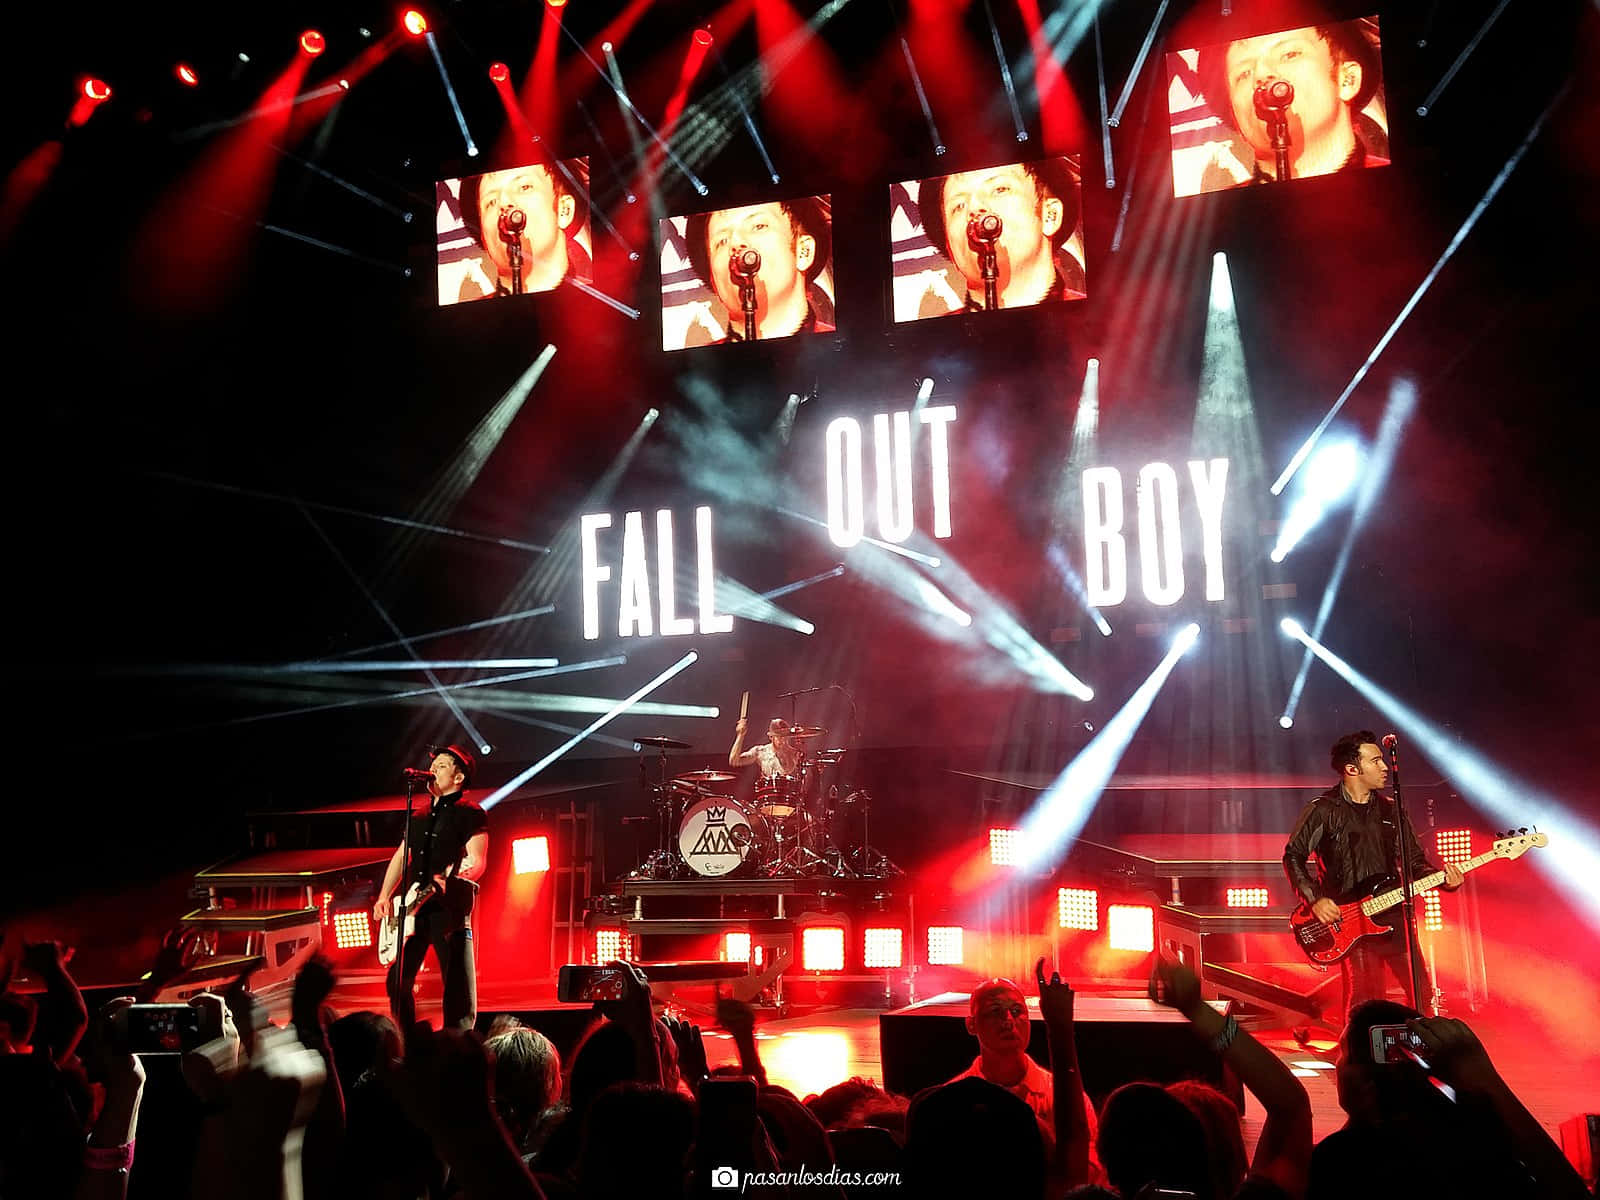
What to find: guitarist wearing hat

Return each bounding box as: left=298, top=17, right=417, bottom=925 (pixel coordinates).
left=1284, top=730, right=1462, bottom=1017
left=374, top=744, right=488, bottom=1032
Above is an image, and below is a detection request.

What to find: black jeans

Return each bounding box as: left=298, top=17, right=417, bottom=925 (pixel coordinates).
left=1341, top=922, right=1431, bottom=1019
left=387, top=906, right=477, bottom=1032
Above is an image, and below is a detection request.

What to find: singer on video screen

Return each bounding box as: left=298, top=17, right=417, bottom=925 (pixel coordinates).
left=673, top=198, right=835, bottom=346
left=891, top=156, right=1084, bottom=323
left=1171, top=17, right=1388, bottom=196
left=436, top=159, right=593, bottom=304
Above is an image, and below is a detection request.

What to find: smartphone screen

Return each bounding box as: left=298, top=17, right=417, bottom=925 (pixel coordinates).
left=1367, top=1022, right=1426, bottom=1064
left=556, top=964, right=628, bottom=1003
left=125, top=1004, right=203, bottom=1055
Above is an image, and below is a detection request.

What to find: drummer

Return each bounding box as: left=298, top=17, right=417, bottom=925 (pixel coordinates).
left=729, top=716, right=805, bottom=780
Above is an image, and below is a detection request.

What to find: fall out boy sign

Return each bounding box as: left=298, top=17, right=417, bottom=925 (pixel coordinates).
left=578, top=406, right=1232, bottom=639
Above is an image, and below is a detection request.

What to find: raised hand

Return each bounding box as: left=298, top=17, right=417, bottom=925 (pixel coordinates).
left=664, top=1015, right=709, bottom=1093
left=291, top=955, right=337, bottom=1040
left=1148, top=953, right=1204, bottom=1018
left=1035, top=957, right=1076, bottom=1027
left=1406, top=1016, right=1500, bottom=1094
left=714, top=985, right=757, bottom=1039
left=382, top=1022, right=497, bottom=1149
left=22, top=938, right=70, bottom=976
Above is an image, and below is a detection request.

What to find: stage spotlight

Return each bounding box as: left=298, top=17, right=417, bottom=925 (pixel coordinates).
left=1173, top=622, right=1201, bottom=655
left=1058, top=887, right=1098, bottom=930
left=693, top=27, right=713, bottom=47
left=1437, top=829, right=1473, bottom=864
left=1423, top=891, right=1444, bottom=932
left=403, top=9, right=429, bottom=36
left=802, top=926, right=846, bottom=971
left=338, top=78, right=350, bottom=90
left=863, top=928, right=904, bottom=969
left=549, top=0, right=569, bottom=7
left=593, top=929, right=630, bottom=962
left=301, top=30, right=326, bottom=56
left=1226, top=887, right=1269, bottom=908
left=601, top=40, right=612, bottom=52
left=988, top=828, right=1021, bottom=867
left=83, top=77, right=112, bottom=102
left=512, top=835, right=550, bottom=874
left=926, top=926, right=964, bottom=965
left=1279, top=715, right=1294, bottom=729
left=489, top=61, right=509, bottom=83
left=1280, top=617, right=1304, bottom=638
left=722, top=931, right=751, bottom=963
left=1107, top=904, right=1154, bottom=952
left=176, top=64, right=199, bottom=86
left=333, top=910, right=373, bottom=949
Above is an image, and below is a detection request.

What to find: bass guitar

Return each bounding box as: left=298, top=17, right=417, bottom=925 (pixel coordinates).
left=1288, top=829, right=1547, bottom=965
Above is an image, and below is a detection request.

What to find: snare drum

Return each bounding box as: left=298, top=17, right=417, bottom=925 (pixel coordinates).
left=754, top=774, right=803, bottom=819
left=678, top=796, right=769, bottom=878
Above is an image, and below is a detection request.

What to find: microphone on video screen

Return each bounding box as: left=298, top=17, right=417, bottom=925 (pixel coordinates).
left=498, top=206, right=527, bottom=294
left=729, top=247, right=762, bottom=280
left=1253, top=78, right=1295, bottom=115
left=1254, top=80, right=1295, bottom=183
left=402, top=767, right=435, bottom=782
left=1381, top=734, right=1398, bottom=751
left=966, top=211, right=1003, bottom=250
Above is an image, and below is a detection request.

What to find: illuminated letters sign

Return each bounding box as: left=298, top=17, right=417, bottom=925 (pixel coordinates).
left=580, top=506, right=733, bottom=639
left=825, top=405, right=957, bottom=547
left=1082, top=459, right=1229, bottom=607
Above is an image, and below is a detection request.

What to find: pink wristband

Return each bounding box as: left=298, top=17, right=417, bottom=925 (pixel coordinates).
left=84, top=1139, right=135, bottom=1171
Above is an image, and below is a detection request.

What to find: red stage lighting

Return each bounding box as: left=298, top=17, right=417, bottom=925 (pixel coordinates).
left=512, top=835, right=550, bottom=874
left=926, top=925, right=964, bottom=965
left=801, top=926, right=845, bottom=971
left=593, top=928, right=631, bottom=962
left=300, top=30, right=327, bottom=56
left=176, top=64, right=199, bottom=87
left=722, top=931, right=751, bottom=963
left=403, top=10, right=429, bottom=36
left=1058, top=887, right=1098, bottom=930
left=1423, top=890, right=1444, bottom=932
left=1436, top=829, right=1473, bottom=865
left=988, top=828, right=1020, bottom=866
left=1107, top=904, right=1155, bottom=952
left=1226, top=887, right=1270, bottom=908
left=333, top=910, right=372, bottom=949
left=547, top=0, right=568, bottom=8
left=82, top=77, right=112, bottom=103
left=489, top=61, right=510, bottom=84
left=319, top=891, right=334, bottom=926
left=863, top=927, right=904, bottom=969
left=693, top=27, right=714, bottom=47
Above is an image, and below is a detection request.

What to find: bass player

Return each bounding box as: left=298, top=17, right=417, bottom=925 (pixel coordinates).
left=1283, top=730, right=1462, bottom=1017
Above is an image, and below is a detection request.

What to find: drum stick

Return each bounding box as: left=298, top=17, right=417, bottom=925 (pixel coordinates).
left=740, top=691, right=749, bottom=720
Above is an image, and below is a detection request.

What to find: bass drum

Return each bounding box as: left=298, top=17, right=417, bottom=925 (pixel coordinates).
left=678, top=796, right=770, bottom=878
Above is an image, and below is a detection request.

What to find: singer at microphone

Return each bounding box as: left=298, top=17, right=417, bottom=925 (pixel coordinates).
left=1193, top=20, right=1389, bottom=191
left=374, top=743, right=489, bottom=1033
left=453, top=161, right=587, bottom=302
left=914, top=159, right=1084, bottom=316
left=682, top=199, right=835, bottom=345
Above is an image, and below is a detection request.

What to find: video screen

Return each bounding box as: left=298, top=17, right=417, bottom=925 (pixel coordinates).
left=659, top=196, right=835, bottom=350
left=435, top=158, right=593, bottom=304
left=1167, top=16, right=1388, bottom=197
left=890, top=155, right=1085, bottom=322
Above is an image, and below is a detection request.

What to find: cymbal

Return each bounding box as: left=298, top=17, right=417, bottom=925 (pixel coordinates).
left=786, top=725, right=827, bottom=739
left=637, top=736, right=691, bottom=749
left=815, top=747, right=848, bottom=759
left=674, top=768, right=736, bottom=783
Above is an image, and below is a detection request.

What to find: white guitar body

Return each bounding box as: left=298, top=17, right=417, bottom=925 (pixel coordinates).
left=377, top=880, right=437, bottom=967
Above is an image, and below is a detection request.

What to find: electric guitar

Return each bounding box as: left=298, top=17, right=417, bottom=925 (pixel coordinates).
left=376, top=879, right=441, bottom=967
left=1288, top=829, right=1547, bottom=965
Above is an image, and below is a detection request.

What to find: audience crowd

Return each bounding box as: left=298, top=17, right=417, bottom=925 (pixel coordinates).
left=1, top=930, right=1592, bottom=1199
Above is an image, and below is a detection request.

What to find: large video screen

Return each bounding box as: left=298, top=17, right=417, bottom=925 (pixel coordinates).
left=659, top=196, right=836, bottom=350
left=435, top=158, right=594, bottom=304
left=890, top=155, right=1085, bottom=321
left=1167, top=16, right=1388, bottom=196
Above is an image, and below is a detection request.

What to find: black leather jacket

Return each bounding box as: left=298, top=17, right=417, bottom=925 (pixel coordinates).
left=1282, top=785, right=1435, bottom=905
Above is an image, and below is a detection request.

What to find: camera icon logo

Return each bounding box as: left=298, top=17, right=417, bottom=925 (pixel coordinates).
left=711, top=1165, right=739, bottom=1189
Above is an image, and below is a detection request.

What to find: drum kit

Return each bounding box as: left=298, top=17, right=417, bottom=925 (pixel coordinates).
left=628, top=728, right=898, bottom=881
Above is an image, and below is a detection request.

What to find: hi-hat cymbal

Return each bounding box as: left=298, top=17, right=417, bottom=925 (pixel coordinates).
left=637, top=736, right=691, bottom=749
left=674, top=768, right=736, bottom=783
left=786, top=725, right=827, bottom=739
left=814, top=747, right=849, bottom=760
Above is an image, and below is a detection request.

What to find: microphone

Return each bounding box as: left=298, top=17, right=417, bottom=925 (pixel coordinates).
left=402, top=767, right=434, bottom=782
left=1381, top=734, right=1398, bottom=751
left=966, top=211, right=1002, bottom=250
left=729, top=247, right=761, bottom=280
left=1253, top=78, right=1294, bottom=115
left=497, top=207, right=527, bottom=242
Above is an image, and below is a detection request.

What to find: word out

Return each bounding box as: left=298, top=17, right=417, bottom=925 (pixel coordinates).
left=825, top=406, right=957, bottom=548
left=580, top=507, right=733, bottom=639
left=1082, top=459, right=1230, bottom=607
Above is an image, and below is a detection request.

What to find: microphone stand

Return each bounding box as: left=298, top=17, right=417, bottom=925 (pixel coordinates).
left=1385, top=740, right=1427, bottom=1012
left=498, top=208, right=527, bottom=295
left=967, top=212, right=1002, bottom=310
left=1254, top=80, right=1295, bottom=182
left=394, top=772, right=419, bottom=980
left=729, top=247, right=761, bottom=341
left=1268, top=111, right=1292, bottom=182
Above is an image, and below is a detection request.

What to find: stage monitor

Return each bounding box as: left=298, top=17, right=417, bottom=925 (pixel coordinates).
left=659, top=196, right=836, bottom=350
left=890, top=155, right=1086, bottom=322
left=1167, top=16, right=1388, bottom=197
left=435, top=158, right=594, bottom=304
